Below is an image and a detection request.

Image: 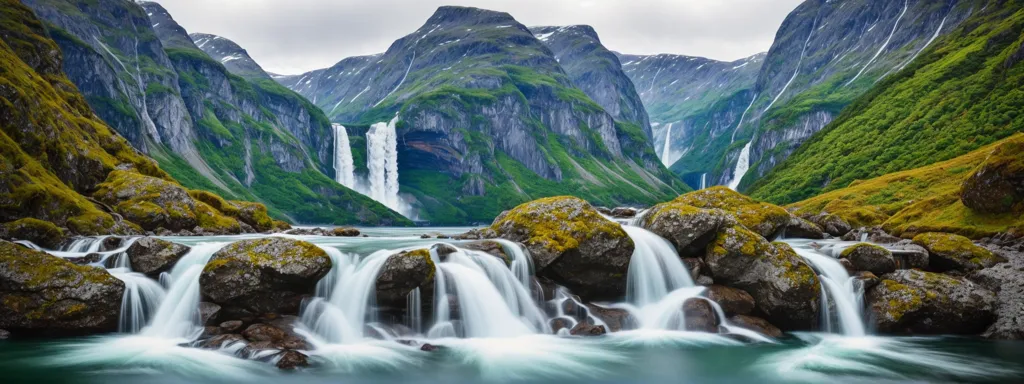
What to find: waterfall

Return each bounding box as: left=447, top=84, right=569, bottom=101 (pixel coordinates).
left=110, top=268, right=166, bottom=333
left=332, top=124, right=355, bottom=189
left=660, top=123, right=674, bottom=166
left=783, top=240, right=866, bottom=336
left=623, top=226, right=694, bottom=306
left=727, top=142, right=752, bottom=190
left=143, top=242, right=230, bottom=339
left=367, top=117, right=401, bottom=212
left=700, top=173, right=707, bottom=190
left=301, top=246, right=392, bottom=344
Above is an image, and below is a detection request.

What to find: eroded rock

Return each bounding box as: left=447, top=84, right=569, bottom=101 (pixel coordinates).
left=867, top=270, right=997, bottom=335
left=126, top=237, right=190, bottom=276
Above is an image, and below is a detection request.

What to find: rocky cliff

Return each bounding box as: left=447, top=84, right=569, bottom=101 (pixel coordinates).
left=190, top=32, right=271, bottom=80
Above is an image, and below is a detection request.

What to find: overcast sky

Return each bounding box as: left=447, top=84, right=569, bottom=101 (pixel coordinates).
left=151, top=0, right=805, bottom=75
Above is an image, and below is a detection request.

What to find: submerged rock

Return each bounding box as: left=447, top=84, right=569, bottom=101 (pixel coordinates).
left=276, top=350, right=309, bottom=370
left=200, top=238, right=331, bottom=317
left=126, top=237, right=191, bottom=276
left=376, top=249, right=435, bottom=311
left=840, top=243, right=896, bottom=275
left=489, top=196, right=633, bottom=301
left=682, top=298, right=719, bottom=333
left=702, top=285, right=755, bottom=316
left=785, top=217, right=825, bottom=240
left=912, top=232, right=1007, bottom=272
left=641, top=202, right=731, bottom=257
left=610, top=207, right=638, bottom=218
left=674, top=187, right=791, bottom=240
left=0, top=240, right=124, bottom=337
left=867, top=270, right=997, bottom=335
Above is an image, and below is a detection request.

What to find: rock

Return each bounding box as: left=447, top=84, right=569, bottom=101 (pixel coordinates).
left=840, top=243, right=896, bottom=275
left=430, top=243, right=459, bottom=262
left=839, top=258, right=856, bottom=275
left=681, top=258, right=704, bottom=281
left=550, top=318, right=572, bottom=333
left=867, top=270, right=997, bottom=335
left=489, top=196, right=633, bottom=301
left=2, top=218, right=65, bottom=249
left=683, top=298, right=719, bottom=333
left=376, top=249, right=435, bottom=311
left=199, top=333, right=245, bottom=349
left=888, top=241, right=930, bottom=270
left=100, top=237, right=123, bottom=251
left=65, top=253, right=102, bottom=265
left=841, top=227, right=901, bottom=244
left=332, top=227, right=360, bottom=237
left=275, top=350, right=308, bottom=370
left=200, top=238, right=332, bottom=316
left=960, top=138, right=1024, bottom=214
left=804, top=213, right=852, bottom=237
left=674, top=187, right=791, bottom=239
left=228, top=200, right=277, bottom=233
left=0, top=241, right=124, bottom=336
left=0, top=329, right=9, bottom=339
left=695, top=275, right=714, bottom=286
left=242, top=323, right=287, bottom=342
left=420, top=343, right=439, bottom=352
left=610, top=207, right=638, bottom=218
left=912, top=233, right=1007, bottom=272
left=201, top=326, right=222, bottom=338
left=853, top=271, right=880, bottom=290
left=785, top=217, right=824, bottom=240
left=569, top=322, right=606, bottom=336
left=704, top=226, right=820, bottom=330
left=126, top=237, right=191, bottom=276
left=640, top=202, right=731, bottom=257
left=219, top=320, right=243, bottom=333
left=198, top=302, right=221, bottom=326
left=728, top=315, right=783, bottom=338
left=973, top=245, right=1024, bottom=340
left=702, top=285, right=755, bottom=316
left=461, top=241, right=509, bottom=263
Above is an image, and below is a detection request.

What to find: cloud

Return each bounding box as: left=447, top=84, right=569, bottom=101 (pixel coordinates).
left=151, top=0, right=803, bottom=75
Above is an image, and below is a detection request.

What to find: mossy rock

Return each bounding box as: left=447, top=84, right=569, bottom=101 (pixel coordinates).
left=786, top=217, right=825, bottom=240
left=93, top=171, right=244, bottom=234
left=674, top=187, right=791, bottom=239
left=641, top=202, right=733, bottom=257
left=912, top=232, right=1006, bottom=272
left=375, top=248, right=436, bottom=312
left=0, top=240, right=124, bottom=337
left=802, top=213, right=853, bottom=237
left=229, top=200, right=276, bottom=232
left=704, top=225, right=820, bottom=330
left=867, top=270, right=996, bottom=335
left=840, top=243, right=896, bottom=275
left=2, top=218, right=65, bottom=249
left=960, top=138, right=1024, bottom=214
left=199, top=238, right=331, bottom=317
left=489, top=196, right=633, bottom=301
left=126, top=237, right=191, bottom=276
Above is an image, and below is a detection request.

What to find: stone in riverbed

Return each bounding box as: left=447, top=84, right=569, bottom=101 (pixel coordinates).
left=867, top=270, right=997, bottom=335
left=682, top=298, right=719, bottom=333
left=569, top=322, right=606, bottom=336
left=276, top=350, right=309, bottom=370
left=586, top=304, right=636, bottom=332
left=803, top=213, right=852, bottom=237
left=198, top=302, right=221, bottom=326
left=840, top=243, right=896, bottom=275
left=702, top=285, right=755, bottom=316
left=219, top=320, right=243, bottom=333
left=126, top=237, right=191, bottom=276
left=674, top=187, right=791, bottom=240
left=785, top=217, right=825, bottom=240
left=727, top=315, right=783, bottom=338
left=2, top=218, right=65, bottom=249
left=640, top=202, right=731, bottom=258
left=912, top=232, right=1006, bottom=272
left=375, top=249, right=435, bottom=311
left=841, top=227, right=901, bottom=244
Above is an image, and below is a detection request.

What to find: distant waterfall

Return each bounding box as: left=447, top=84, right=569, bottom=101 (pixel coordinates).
left=660, top=123, right=673, bottom=166
left=700, top=173, right=707, bottom=190
left=332, top=124, right=355, bottom=189
left=367, top=117, right=401, bottom=211
left=728, top=142, right=752, bottom=190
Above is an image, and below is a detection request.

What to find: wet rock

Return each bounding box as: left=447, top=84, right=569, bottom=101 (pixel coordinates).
left=461, top=241, right=509, bottom=263
left=842, top=227, right=901, bottom=244
left=888, top=241, right=930, bottom=270
left=804, top=213, right=852, bottom=237
left=219, top=320, right=243, bottom=333
left=1, top=218, right=65, bottom=249
left=853, top=271, right=880, bottom=290
left=786, top=217, right=825, bottom=240
left=695, top=275, right=714, bottom=286
left=65, top=253, right=102, bottom=265
left=550, top=318, right=572, bottom=333
left=674, top=187, right=791, bottom=240
left=242, top=323, right=287, bottom=342
left=376, top=249, right=435, bottom=311
left=0, top=241, right=124, bottom=337
left=960, top=139, right=1024, bottom=214
left=276, top=350, right=308, bottom=370
left=641, top=202, right=731, bottom=257
left=569, top=322, right=606, bottom=336
left=728, top=315, right=783, bottom=338
left=683, top=298, right=719, bottom=333
left=867, top=270, right=997, bottom=335
left=840, top=243, right=896, bottom=275
left=201, top=326, right=222, bottom=338
left=332, top=227, right=360, bottom=237
left=839, top=258, right=856, bottom=275
left=585, top=305, right=636, bottom=332
left=199, top=333, right=245, bottom=349
left=199, top=302, right=221, bottom=326
left=0, top=329, right=9, bottom=340
left=430, top=243, right=459, bottom=262
left=610, top=207, right=638, bottom=218
left=126, top=237, right=191, bottom=276
left=973, top=245, right=1024, bottom=340
left=682, top=258, right=704, bottom=281
left=912, top=232, right=1007, bottom=272
left=200, top=238, right=331, bottom=316
left=703, top=285, right=755, bottom=316
left=704, top=226, right=821, bottom=331
left=420, top=343, right=439, bottom=352
left=100, top=237, right=123, bottom=251
left=489, top=197, right=633, bottom=301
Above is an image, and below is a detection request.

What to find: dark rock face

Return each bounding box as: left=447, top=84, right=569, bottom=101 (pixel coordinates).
left=641, top=202, right=731, bottom=258
left=198, top=302, right=221, bottom=326
left=460, top=241, right=509, bottom=263
left=682, top=298, right=719, bottom=333
left=275, top=350, right=309, bottom=370
left=0, top=241, right=124, bottom=337
left=867, top=270, right=997, bottom=335
left=728, top=315, right=783, bottom=338
left=586, top=304, right=636, bottom=332
left=200, top=238, right=331, bottom=317
left=889, top=241, right=930, bottom=270
left=702, top=285, right=755, bottom=317
left=126, top=237, right=191, bottom=276
left=960, top=138, right=1024, bottom=214
left=376, top=249, right=435, bottom=310
left=912, top=233, right=1007, bottom=272
left=489, top=197, right=633, bottom=301
left=786, top=217, right=824, bottom=240
left=840, top=243, right=896, bottom=275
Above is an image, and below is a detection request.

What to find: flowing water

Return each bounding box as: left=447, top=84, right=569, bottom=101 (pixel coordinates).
left=727, top=141, right=752, bottom=190
left=332, top=124, right=356, bottom=189
left=3, top=230, right=1022, bottom=383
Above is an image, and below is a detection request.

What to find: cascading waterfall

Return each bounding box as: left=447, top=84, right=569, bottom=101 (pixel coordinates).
left=332, top=123, right=356, bottom=189
left=366, top=117, right=402, bottom=212
left=623, top=226, right=693, bottom=307
left=700, top=173, right=707, bottom=190
left=782, top=239, right=866, bottom=336
left=301, top=246, right=392, bottom=344
left=727, top=141, right=752, bottom=190
left=660, top=123, right=674, bottom=166
left=144, top=242, right=230, bottom=339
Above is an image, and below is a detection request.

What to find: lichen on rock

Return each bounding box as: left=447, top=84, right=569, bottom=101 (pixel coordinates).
left=912, top=232, right=1006, bottom=272
left=867, top=269, right=997, bottom=335
left=960, top=138, right=1024, bottom=214
left=673, top=187, right=791, bottom=239
left=2, top=218, right=65, bottom=249
left=641, top=202, right=732, bottom=257
left=840, top=243, right=896, bottom=275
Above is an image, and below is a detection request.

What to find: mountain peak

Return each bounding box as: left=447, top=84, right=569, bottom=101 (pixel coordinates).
left=190, top=33, right=270, bottom=80
left=426, top=6, right=517, bottom=26
left=530, top=25, right=600, bottom=42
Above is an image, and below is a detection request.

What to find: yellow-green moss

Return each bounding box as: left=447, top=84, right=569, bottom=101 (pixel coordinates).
left=2, top=218, right=64, bottom=247
left=881, top=280, right=925, bottom=322
left=912, top=232, right=1004, bottom=267
left=674, top=187, right=789, bottom=237
left=491, top=196, right=627, bottom=255
left=401, top=248, right=436, bottom=281
left=0, top=240, right=116, bottom=288
left=189, top=190, right=240, bottom=217
left=839, top=243, right=888, bottom=259
left=204, top=238, right=328, bottom=274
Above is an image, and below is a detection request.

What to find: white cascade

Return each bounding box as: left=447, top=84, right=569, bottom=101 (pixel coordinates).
left=143, top=242, right=230, bottom=339
left=784, top=240, right=866, bottom=336
left=301, top=246, right=392, bottom=344
left=700, top=173, right=708, bottom=190
left=728, top=142, right=752, bottom=190
left=110, top=268, right=166, bottom=333
left=366, top=117, right=402, bottom=212
left=623, top=226, right=694, bottom=307
left=660, top=123, right=674, bottom=166
left=332, top=124, right=356, bottom=189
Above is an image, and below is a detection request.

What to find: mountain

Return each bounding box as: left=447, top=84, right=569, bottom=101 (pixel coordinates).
left=616, top=52, right=764, bottom=185
left=0, top=0, right=281, bottom=242
left=529, top=25, right=652, bottom=138
left=752, top=1, right=1024, bottom=204
left=278, top=6, right=687, bottom=224
left=21, top=0, right=408, bottom=225
left=190, top=33, right=271, bottom=80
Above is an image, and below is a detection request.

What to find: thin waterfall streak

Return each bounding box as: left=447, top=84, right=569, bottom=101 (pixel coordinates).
left=846, top=0, right=909, bottom=86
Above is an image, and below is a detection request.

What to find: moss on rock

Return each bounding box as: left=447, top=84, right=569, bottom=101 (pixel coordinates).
left=960, top=137, right=1024, bottom=214
left=840, top=243, right=896, bottom=275
left=867, top=269, right=996, bottom=335
left=2, top=218, right=64, bottom=249
left=674, top=187, right=791, bottom=239
left=641, top=202, right=732, bottom=257
left=912, top=232, right=1006, bottom=272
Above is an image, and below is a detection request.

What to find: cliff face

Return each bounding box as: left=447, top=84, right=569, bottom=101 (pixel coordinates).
left=190, top=32, right=271, bottom=80
left=20, top=0, right=408, bottom=225
left=279, top=6, right=686, bottom=224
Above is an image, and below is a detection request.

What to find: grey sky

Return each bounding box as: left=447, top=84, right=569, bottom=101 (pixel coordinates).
left=151, top=0, right=805, bottom=75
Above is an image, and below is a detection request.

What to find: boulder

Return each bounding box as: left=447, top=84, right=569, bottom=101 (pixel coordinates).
left=2, top=218, right=65, bottom=249
left=242, top=323, right=287, bottom=342
left=888, top=241, right=930, bottom=270
left=785, top=217, right=824, bottom=240
left=841, top=227, right=901, bottom=244
left=681, top=258, right=704, bottom=281
left=683, top=298, right=719, bottom=333
left=702, top=285, right=755, bottom=316
left=332, top=227, right=360, bottom=237
left=610, top=207, right=638, bottom=218
left=376, top=249, right=435, bottom=310
left=569, top=322, right=606, bottom=336
left=728, top=315, right=783, bottom=338
left=804, top=213, right=852, bottom=237
left=125, top=237, right=190, bottom=276
left=198, top=302, right=221, bottom=326
left=840, top=243, right=896, bottom=275
left=912, top=233, right=1007, bottom=272
left=200, top=238, right=331, bottom=317
left=704, top=226, right=820, bottom=330
left=276, top=351, right=309, bottom=370
left=960, top=138, right=1024, bottom=214
left=640, top=202, right=731, bottom=257
left=586, top=304, right=636, bottom=332
left=219, top=320, right=244, bottom=333
left=0, top=240, right=124, bottom=336
left=461, top=241, right=509, bottom=263
left=489, top=196, right=633, bottom=301
left=198, top=333, right=245, bottom=349
left=867, top=270, right=997, bottom=335
left=228, top=200, right=276, bottom=232
left=853, top=271, right=880, bottom=290
left=674, top=187, right=791, bottom=239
